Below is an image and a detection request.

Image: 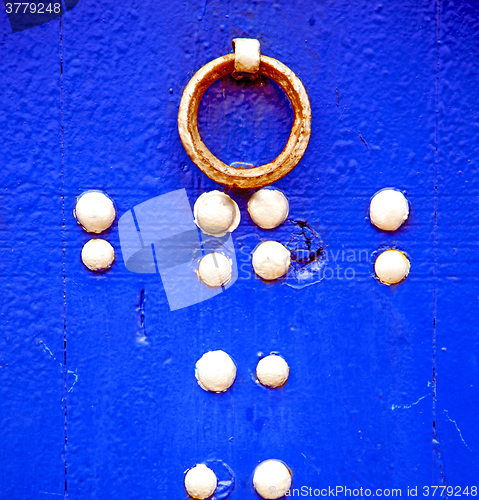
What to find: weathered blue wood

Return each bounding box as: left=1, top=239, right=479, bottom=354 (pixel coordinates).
left=435, top=0, right=479, bottom=483
left=0, top=20, right=65, bottom=500
left=0, top=0, right=478, bottom=497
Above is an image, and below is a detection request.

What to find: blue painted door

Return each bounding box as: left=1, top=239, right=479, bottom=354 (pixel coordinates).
left=1, top=0, right=478, bottom=498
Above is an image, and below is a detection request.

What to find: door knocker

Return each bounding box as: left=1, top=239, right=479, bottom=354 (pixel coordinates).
left=178, top=39, right=312, bottom=189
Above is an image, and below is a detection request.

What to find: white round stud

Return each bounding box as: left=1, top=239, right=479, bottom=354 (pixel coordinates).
left=252, top=241, right=291, bottom=281
left=195, top=350, right=237, bottom=393
left=74, top=191, right=116, bottom=234
left=248, top=189, right=289, bottom=229
left=374, top=249, right=410, bottom=285
left=184, top=464, right=217, bottom=500
left=369, top=189, right=409, bottom=232
left=253, top=459, right=292, bottom=499
left=81, top=239, right=115, bottom=272
left=256, top=355, right=290, bottom=389
left=198, top=252, right=233, bottom=287
left=194, top=190, right=240, bottom=236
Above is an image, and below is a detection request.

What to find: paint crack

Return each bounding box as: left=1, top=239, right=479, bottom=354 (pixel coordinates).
left=444, top=410, right=472, bottom=452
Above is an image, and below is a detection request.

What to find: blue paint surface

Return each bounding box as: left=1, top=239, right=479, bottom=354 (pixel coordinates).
left=0, top=0, right=478, bottom=498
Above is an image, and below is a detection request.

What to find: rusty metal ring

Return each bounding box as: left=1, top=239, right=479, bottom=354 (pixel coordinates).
left=178, top=53, right=312, bottom=189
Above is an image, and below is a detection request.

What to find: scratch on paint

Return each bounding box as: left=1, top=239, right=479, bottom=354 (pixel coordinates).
left=358, top=130, right=370, bottom=150
left=39, top=492, right=62, bottom=496
left=67, top=369, right=78, bottom=392
left=197, top=0, right=209, bottom=20
left=444, top=410, right=472, bottom=451
left=391, top=392, right=429, bottom=411
left=40, top=341, right=56, bottom=361
left=38, top=341, right=78, bottom=396
left=135, top=288, right=149, bottom=345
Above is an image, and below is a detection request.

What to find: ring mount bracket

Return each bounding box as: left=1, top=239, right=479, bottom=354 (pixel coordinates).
left=232, top=38, right=261, bottom=79
left=178, top=40, right=312, bottom=189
